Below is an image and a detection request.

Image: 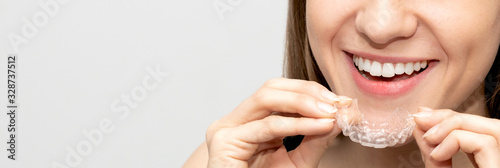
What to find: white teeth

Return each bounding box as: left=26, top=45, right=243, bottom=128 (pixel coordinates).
left=357, top=56, right=364, bottom=71
left=363, top=59, right=371, bottom=73
left=382, top=63, right=395, bottom=77
left=405, top=62, right=414, bottom=75
left=353, top=55, right=429, bottom=78
left=353, top=56, right=357, bottom=66
left=370, top=61, right=382, bottom=76
left=413, top=62, right=421, bottom=71
left=420, top=61, right=427, bottom=69
left=359, top=57, right=364, bottom=70
left=395, top=63, right=405, bottom=75
left=356, top=56, right=360, bottom=67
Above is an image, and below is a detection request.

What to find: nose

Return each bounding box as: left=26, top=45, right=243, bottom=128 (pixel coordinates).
left=355, top=0, right=417, bottom=44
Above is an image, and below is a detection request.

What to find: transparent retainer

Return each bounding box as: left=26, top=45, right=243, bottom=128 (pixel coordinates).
left=335, top=99, right=415, bottom=148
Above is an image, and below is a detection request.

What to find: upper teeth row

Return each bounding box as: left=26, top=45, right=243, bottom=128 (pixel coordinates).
left=353, top=55, right=428, bottom=78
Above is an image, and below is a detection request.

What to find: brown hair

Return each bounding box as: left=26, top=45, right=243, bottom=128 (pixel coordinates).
left=283, top=0, right=500, bottom=117
left=487, top=53, right=500, bottom=117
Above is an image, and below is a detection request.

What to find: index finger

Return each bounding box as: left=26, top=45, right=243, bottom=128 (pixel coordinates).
left=221, top=88, right=337, bottom=127
left=263, top=78, right=341, bottom=104
left=413, top=107, right=500, bottom=144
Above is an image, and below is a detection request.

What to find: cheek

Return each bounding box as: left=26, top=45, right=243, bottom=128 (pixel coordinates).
left=306, top=1, right=359, bottom=90
left=425, top=1, right=500, bottom=108
left=306, top=1, right=359, bottom=56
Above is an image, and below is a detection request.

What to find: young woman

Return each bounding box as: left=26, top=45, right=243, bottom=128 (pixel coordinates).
left=185, top=1, right=500, bottom=167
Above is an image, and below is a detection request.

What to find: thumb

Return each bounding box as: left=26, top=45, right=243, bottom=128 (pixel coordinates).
left=288, top=122, right=342, bottom=167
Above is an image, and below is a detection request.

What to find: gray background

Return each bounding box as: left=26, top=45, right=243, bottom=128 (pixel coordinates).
left=0, top=0, right=287, bottom=167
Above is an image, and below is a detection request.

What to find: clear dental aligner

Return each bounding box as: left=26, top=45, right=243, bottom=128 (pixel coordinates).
left=335, top=99, right=415, bottom=148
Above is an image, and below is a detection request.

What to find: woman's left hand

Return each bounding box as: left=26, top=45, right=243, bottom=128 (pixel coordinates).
left=413, top=107, right=500, bottom=168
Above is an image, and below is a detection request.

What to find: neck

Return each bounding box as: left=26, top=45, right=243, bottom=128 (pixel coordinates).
left=456, top=82, right=488, bottom=117
left=322, top=136, right=424, bottom=168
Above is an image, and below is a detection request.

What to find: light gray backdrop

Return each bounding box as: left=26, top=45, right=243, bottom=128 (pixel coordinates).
left=0, top=0, right=287, bottom=167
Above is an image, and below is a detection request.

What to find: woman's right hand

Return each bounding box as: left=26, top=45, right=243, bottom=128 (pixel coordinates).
left=205, top=78, right=345, bottom=168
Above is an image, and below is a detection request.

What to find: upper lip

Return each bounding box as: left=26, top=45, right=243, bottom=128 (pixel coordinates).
left=344, top=50, right=435, bottom=63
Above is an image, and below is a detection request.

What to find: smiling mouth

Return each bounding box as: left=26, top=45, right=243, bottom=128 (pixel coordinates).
left=346, top=52, right=432, bottom=82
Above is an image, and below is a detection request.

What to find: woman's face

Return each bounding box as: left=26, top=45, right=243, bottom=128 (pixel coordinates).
left=306, top=0, right=500, bottom=116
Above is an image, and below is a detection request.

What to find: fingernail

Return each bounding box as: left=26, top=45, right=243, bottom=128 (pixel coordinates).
left=418, top=106, right=433, bottom=112
left=430, top=144, right=440, bottom=157
left=337, top=96, right=353, bottom=106
left=322, top=90, right=340, bottom=101
left=317, top=118, right=336, bottom=123
left=338, top=96, right=353, bottom=101
left=317, top=102, right=338, bottom=114
left=423, top=124, right=439, bottom=138
left=412, top=112, right=432, bottom=118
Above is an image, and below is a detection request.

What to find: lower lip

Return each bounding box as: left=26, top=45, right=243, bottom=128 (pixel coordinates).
left=345, top=53, right=434, bottom=97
